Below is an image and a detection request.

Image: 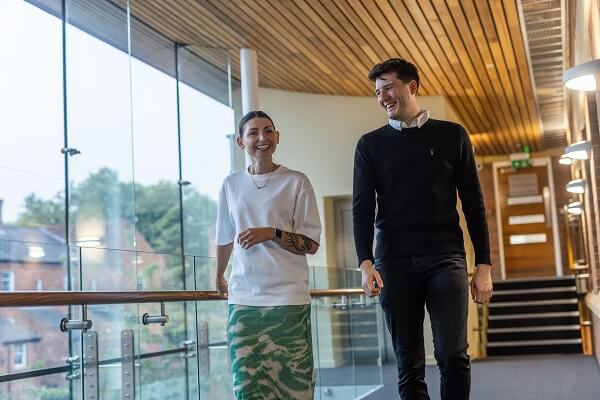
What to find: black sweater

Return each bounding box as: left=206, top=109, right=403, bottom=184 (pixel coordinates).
left=352, top=119, right=491, bottom=266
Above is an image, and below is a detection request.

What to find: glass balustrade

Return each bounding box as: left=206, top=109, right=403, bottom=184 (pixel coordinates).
left=0, top=241, right=383, bottom=399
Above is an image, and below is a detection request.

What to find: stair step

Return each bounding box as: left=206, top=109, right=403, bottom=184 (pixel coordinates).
left=487, top=338, right=582, bottom=347
left=488, top=328, right=581, bottom=342
left=487, top=343, right=582, bottom=356
left=489, top=302, right=578, bottom=315
left=486, top=277, right=582, bottom=357
left=488, top=311, right=579, bottom=320
left=489, top=299, right=578, bottom=307
left=492, top=286, right=576, bottom=295
left=492, top=289, right=577, bottom=302
left=487, top=324, right=580, bottom=333
left=493, top=276, right=575, bottom=291
left=488, top=315, right=579, bottom=328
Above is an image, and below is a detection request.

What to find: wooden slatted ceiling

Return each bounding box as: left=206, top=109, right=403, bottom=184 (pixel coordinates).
left=127, top=0, right=544, bottom=155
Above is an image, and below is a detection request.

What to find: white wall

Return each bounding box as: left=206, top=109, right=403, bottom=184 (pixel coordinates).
left=253, top=87, right=460, bottom=266
left=231, top=87, right=477, bottom=365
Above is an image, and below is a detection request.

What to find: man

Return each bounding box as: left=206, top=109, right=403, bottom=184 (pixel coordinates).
left=353, top=58, right=493, bottom=400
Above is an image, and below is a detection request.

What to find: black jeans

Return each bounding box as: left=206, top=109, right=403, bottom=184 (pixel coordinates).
left=376, top=254, right=470, bottom=400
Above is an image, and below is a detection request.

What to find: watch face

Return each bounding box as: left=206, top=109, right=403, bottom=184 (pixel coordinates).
left=276, top=228, right=282, bottom=239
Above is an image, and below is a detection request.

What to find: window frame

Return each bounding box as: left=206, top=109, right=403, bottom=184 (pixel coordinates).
left=13, top=342, right=27, bottom=369
left=1, top=271, right=15, bottom=291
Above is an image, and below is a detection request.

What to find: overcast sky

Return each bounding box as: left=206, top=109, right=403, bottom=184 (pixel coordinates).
left=0, top=0, right=234, bottom=223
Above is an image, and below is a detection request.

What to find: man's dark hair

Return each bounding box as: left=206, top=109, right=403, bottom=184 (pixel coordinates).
left=238, top=110, right=275, bottom=137
left=367, top=58, right=420, bottom=90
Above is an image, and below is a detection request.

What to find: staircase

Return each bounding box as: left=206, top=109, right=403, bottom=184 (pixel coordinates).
left=487, top=276, right=583, bottom=356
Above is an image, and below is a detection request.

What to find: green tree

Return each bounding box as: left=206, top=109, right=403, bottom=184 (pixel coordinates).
left=16, top=193, right=64, bottom=226
left=16, top=167, right=218, bottom=258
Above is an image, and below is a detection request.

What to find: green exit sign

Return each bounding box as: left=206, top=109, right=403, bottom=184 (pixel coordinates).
left=511, top=158, right=531, bottom=169
left=510, top=148, right=531, bottom=169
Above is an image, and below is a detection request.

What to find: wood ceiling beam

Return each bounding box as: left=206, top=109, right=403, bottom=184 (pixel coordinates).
left=374, top=0, right=495, bottom=154
left=405, top=0, right=512, bottom=154
left=121, top=0, right=551, bottom=155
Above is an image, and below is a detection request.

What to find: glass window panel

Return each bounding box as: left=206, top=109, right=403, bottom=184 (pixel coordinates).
left=13, top=343, right=27, bottom=369
left=348, top=294, right=384, bottom=395
left=0, top=306, right=76, bottom=399
left=1, top=271, right=14, bottom=291
left=178, top=46, right=234, bottom=262
left=0, top=240, right=72, bottom=291
left=0, top=1, right=68, bottom=297
left=80, top=247, right=136, bottom=290
left=137, top=353, right=189, bottom=399
left=313, top=295, right=356, bottom=398
left=138, top=301, right=198, bottom=398
left=0, top=373, right=71, bottom=400
left=130, top=28, right=182, bottom=288
left=65, top=0, right=136, bottom=255
left=198, top=346, right=232, bottom=399
left=136, top=251, right=186, bottom=291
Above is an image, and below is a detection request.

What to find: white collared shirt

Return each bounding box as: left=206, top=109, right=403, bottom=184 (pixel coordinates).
left=389, top=109, right=430, bottom=131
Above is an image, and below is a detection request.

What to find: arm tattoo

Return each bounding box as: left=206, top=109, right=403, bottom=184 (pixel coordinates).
left=279, top=231, right=317, bottom=255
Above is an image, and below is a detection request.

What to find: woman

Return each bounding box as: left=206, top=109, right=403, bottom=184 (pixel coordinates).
left=215, top=110, right=321, bottom=400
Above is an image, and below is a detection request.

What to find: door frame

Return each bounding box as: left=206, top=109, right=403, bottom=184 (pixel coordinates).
left=492, top=157, right=563, bottom=279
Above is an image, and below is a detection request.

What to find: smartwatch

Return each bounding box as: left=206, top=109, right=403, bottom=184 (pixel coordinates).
left=274, top=228, right=282, bottom=241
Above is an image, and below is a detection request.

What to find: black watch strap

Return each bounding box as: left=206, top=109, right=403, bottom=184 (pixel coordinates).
left=274, top=228, right=282, bottom=241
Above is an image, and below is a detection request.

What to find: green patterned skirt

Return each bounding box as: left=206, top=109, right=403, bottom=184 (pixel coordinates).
left=227, top=304, right=315, bottom=400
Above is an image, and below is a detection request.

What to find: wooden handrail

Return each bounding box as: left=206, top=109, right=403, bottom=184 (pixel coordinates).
left=0, top=288, right=366, bottom=307
left=310, top=288, right=365, bottom=297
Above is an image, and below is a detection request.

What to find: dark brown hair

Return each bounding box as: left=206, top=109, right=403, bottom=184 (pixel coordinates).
left=238, top=111, right=275, bottom=138
left=367, top=58, right=420, bottom=91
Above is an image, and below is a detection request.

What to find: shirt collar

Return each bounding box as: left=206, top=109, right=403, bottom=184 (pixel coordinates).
left=389, top=109, right=430, bottom=131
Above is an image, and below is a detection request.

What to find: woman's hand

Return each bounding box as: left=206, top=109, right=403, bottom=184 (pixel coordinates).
left=238, top=227, right=275, bottom=250
left=216, top=275, right=228, bottom=297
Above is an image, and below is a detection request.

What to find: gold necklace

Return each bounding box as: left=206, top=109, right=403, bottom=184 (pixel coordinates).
left=249, top=165, right=277, bottom=189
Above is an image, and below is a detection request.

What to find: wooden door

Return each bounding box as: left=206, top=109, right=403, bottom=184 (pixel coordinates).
left=497, top=163, right=557, bottom=278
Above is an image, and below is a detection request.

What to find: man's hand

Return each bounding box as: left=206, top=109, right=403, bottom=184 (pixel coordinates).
left=470, top=264, right=493, bottom=304
left=216, top=275, right=228, bottom=297
left=360, top=260, right=383, bottom=297
left=238, top=227, right=275, bottom=250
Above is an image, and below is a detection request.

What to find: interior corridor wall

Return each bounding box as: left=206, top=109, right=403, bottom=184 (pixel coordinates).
left=236, top=87, right=453, bottom=267
left=231, top=86, right=490, bottom=363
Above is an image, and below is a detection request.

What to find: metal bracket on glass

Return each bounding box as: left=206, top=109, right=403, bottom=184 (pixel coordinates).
left=65, top=371, right=81, bottom=381
left=121, top=330, right=135, bottom=400
left=197, top=320, right=209, bottom=377
left=181, top=339, right=197, bottom=359
left=178, top=180, right=191, bottom=186
left=142, top=302, right=169, bottom=326
left=64, top=355, right=80, bottom=381
left=65, top=355, right=80, bottom=367
left=83, top=331, right=99, bottom=400
left=61, top=147, right=81, bottom=156
left=61, top=304, right=92, bottom=332
left=352, top=294, right=368, bottom=308
left=332, top=296, right=349, bottom=310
